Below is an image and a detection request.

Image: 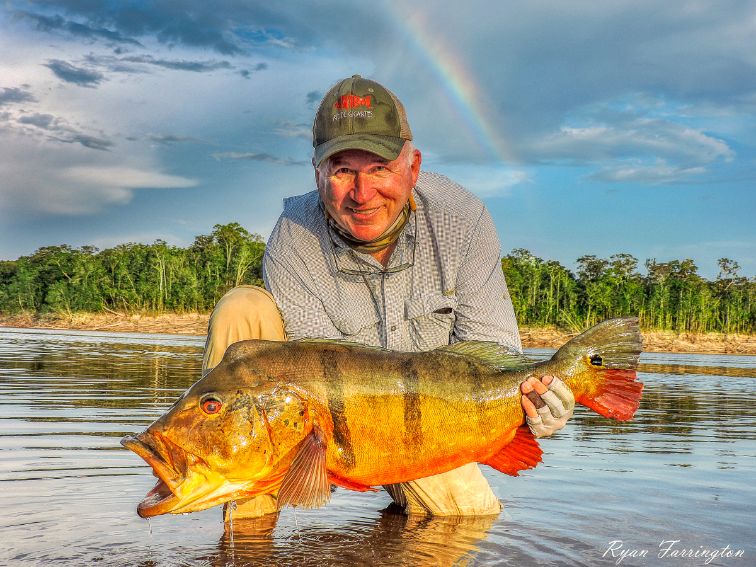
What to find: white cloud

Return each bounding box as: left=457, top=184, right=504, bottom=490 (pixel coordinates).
left=62, top=166, right=197, bottom=189
left=528, top=113, right=734, bottom=183
left=211, top=151, right=307, bottom=166
left=589, top=161, right=706, bottom=184
left=534, top=118, right=733, bottom=163
left=0, top=131, right=197, bottom=215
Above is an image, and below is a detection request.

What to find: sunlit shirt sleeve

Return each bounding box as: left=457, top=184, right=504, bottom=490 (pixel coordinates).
left=452, top=205, right=521, bottom=350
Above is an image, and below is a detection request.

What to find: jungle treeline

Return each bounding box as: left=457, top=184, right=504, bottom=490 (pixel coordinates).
left=0, top=223, right=753, bottom=334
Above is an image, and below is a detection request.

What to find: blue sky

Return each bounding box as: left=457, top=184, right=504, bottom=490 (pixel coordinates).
left=0, top=1, right=754, bottom=279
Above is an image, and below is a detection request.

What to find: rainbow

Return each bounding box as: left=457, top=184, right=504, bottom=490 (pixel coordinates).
left=394, top=9, right=515, bottom=163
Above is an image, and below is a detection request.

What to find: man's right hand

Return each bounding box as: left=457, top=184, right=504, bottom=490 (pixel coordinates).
left=520, top=376, right=575, bottom=438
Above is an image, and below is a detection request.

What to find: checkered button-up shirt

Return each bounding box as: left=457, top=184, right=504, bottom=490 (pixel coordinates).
left=262, top=171, right=521, bottom=353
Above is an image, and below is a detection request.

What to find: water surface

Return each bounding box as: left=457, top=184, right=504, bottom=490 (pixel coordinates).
left=1, top=328, right=754, bottom=566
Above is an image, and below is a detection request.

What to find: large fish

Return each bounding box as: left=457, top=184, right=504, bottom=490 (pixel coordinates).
left=122, top=317, right=643, bottom=518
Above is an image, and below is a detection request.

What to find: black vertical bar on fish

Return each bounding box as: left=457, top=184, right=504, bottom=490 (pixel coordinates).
left=464, top=358, right=489, bottom=424
left=401, top=359, right=423, bottom=450
left=321, top=349, right=356, bottom=470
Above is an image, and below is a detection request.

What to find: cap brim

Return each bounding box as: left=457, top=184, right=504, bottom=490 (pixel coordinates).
left=314, top=134, right=406, bottom=166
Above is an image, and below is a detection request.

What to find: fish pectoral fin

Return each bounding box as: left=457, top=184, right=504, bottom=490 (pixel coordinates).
left=277, top=425, right=331, bottom=509
left=482, top=426, right=543, bottom=476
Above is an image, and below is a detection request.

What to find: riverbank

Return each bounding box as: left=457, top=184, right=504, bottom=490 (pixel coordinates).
left=0, top=312, right=753, bottom=354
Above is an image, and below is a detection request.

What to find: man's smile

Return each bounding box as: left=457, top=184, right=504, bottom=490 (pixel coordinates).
left=347, top=206, right=382, bottom=218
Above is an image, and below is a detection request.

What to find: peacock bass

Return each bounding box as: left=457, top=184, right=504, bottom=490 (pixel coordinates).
left=122, top=317, right=643, bottom=518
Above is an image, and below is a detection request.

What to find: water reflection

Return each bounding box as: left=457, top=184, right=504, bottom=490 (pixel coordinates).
left=1, top=328, right=755, bottom=566
left=204, top=507, right=496, bottom=566
left=638, top=362, right=756, bottom=378
left=576, top=371, right=756, bottom=443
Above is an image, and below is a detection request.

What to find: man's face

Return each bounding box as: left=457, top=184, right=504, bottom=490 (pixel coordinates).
left=315, top=143, right=421, bottom=242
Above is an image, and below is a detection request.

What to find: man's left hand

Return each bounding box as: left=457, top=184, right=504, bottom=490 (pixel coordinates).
left=520, top=376, right=575, bottom=438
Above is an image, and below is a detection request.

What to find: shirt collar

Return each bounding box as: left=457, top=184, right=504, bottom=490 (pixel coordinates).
left=327, top=210, right=417, bottom=274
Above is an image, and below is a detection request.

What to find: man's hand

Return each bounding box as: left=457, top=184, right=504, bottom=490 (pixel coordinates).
left=521, top=376, right=575, bottom=438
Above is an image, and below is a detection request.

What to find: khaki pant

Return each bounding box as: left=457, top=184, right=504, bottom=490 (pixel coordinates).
left=204, top=285, right=502, bottom=520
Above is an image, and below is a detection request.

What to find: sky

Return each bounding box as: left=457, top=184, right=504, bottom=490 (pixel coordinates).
left=0, top=1, right=754, bottom=280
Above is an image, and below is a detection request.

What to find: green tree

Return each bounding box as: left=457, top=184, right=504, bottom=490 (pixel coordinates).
left=1, top=230, right=752, bottom=335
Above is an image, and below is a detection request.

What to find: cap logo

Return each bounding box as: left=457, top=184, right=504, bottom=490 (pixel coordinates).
left=313, top=76, right=411, bottom=163
left=334, top=94, right=372, bottom=110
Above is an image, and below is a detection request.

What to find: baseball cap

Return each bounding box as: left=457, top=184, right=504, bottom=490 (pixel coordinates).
left=312, top=75, right=413, bottom=166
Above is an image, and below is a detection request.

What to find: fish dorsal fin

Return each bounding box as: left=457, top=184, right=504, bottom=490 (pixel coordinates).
left=277, top=425, right=331, bottom=509
left=435, top=341, right=533, bottom=370
left=483, top=425, right=543, bottom=476
left=297, top=338, right=390, bottom=351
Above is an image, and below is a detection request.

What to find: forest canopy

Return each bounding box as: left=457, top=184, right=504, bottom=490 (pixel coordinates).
left=1, top=223, right=753, bottom=334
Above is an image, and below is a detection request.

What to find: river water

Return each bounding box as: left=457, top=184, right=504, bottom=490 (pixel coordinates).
left=0, top=327, right=754, bottom=566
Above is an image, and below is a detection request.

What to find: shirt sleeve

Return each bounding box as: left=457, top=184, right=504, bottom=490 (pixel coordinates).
left=262, top=222, right=342, bottom=341
left=452, top=206, right=522, bottom=352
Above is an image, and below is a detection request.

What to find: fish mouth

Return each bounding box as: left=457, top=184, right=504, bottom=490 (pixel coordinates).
left=121, top=431, right=196, bottom=518
left=121, top=432, right=255, bottom=518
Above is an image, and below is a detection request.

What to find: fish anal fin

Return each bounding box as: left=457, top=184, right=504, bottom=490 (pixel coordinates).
left=483, top=426, right=543, bottom=477
left=328, top=473, right=377, bottom=493
left=277, top=425, right=331, bottom=508
left=577, top=369, right=643, bottom=421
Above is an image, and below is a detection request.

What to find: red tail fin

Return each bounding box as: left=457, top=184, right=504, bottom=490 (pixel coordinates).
left=577, top=369, right=643, bottom=421
left=552, top=318, right=644, bottom=421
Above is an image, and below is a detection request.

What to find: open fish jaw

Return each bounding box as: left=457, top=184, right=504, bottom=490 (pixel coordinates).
left=122, top=434, right=179, bottom=484
left=121, top=433, right=187, bottom=517
left=121, top=432, right=250, bottom=517
left=138, top=477, right=177, bottom=517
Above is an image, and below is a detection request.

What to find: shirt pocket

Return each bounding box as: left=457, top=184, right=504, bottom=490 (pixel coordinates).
left=328, top=305, right=382, bottom=343
left=405, top=293, right=458, bottom=351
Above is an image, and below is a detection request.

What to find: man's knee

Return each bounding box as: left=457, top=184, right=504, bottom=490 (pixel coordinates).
left=224, top=494, right=279, bottom=521
left=395, top=464, right=502, bottom=517
left=210, top=286, right=281, bottom=329
left=203, top=285, right=286, bottom=372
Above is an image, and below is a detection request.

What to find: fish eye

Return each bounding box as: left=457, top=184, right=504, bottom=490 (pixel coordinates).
left=200, top=395, right=223, bottom=415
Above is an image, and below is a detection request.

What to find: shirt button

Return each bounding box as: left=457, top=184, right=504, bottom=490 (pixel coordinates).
left=390, top=325, right=397, bottom=331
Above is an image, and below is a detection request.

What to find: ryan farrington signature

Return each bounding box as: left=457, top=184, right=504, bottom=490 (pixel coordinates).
left=602, top=540, right=745, bottom=565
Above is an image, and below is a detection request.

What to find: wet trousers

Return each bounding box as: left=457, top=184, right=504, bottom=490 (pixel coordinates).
left=203, top=285, right=503, bottom=519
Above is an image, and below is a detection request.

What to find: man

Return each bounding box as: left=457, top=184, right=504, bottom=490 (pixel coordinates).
left=203, top=75, right=574, bottom=519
